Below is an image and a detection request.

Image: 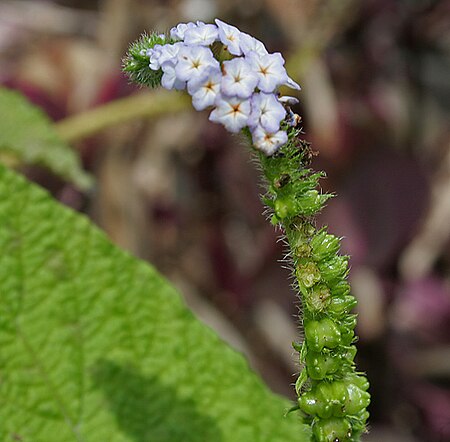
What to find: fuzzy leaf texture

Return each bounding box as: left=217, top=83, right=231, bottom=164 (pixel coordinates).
left=0, top=88, right=92, bottom=190
left=0, top=163, right=311, bottom=442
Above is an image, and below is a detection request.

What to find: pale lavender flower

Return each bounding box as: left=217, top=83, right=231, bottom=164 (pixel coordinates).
left=248, top=93, right=286, bottom=133
left=215, top=19, right=243, bottom=56
left=175, top=45, right=219, bottom=83
left=251, top=125, right=288, bottom=155
left=240, top=32, right=268, bottom=57
left=161, top=63, right=186, bottom=90
left=209, top=95, right=251, bottom=133
left=187, top=66, right=222, bottom=110
left=148, top=43, right=182, bottom=70
left=221, top=58, right=258, bottom=98
left=170, top=22, right=197, bottom=41
left=247, top=52, right=291, bottom=93
left=184, top=23, right=219, bottom=46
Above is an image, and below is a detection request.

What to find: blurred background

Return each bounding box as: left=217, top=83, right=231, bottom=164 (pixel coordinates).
left=1, top=0, right=449, bottom=440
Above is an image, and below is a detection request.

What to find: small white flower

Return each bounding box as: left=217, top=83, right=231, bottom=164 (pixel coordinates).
left=148, top=43, right=182, bottom=70
left=175, top=45, right=219, bottom=83
left=161, top=63, right=186, bottom=90
left=248, top=93, right=286, bottom=133
left=251, top=125, right=288, bottom=155
left=240, top=32, right=268, bottom=57
left=169, top=22, right=197, bottom=41
left=221, top=58, right=258, bottom=98
left=187, top=66, right=222, bottom=110
left=215, top=19, right=243, bottom=56
left=184, top=23, right=219, bottom=46
left=209, top=95, right=251, bottom=133
left=247, top=52, right=290, bottom=93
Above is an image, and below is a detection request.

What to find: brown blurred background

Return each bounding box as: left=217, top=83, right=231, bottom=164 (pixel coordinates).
left=1, top=0, right=449, bottom=440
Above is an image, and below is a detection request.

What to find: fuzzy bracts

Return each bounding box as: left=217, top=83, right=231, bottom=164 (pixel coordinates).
left=123, top=19, right=370, bottom=442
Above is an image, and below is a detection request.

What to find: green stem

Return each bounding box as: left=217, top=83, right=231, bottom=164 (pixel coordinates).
left=55, top=90, right=190, bottom=143
left=257, top=131, right=370, bottom=442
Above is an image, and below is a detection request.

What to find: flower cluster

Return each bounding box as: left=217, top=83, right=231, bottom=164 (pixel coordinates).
left=146, top=19, right=301, bottom=155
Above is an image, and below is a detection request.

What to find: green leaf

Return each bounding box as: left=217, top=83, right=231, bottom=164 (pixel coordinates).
left=0, top=164, right=311, bottom=442
left=0, top=88, right=92, bottom=190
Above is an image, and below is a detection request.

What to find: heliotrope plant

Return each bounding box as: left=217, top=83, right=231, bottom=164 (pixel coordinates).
left=123, top=19, right=370, bottom=442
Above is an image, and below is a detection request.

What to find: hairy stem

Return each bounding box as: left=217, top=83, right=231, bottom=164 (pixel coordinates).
left=257, top=130, right=370, bottom=442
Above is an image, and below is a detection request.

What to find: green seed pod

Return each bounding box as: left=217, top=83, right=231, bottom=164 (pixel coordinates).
left=305, top=284, right=331, bottom=313
left=328, top=295, right=357, bottom=316
left=310, top=230, right=341, bottom=261
left=299, top=380, right=370, bottom=420
left=318, top=256, right=349, bottom=284
left=305, top=350, right=341, bottom=380
left=343, top=382, right=371, bottom=415
left=297, top=262, right=321, bottom=289
left=340, top=345, right=357, bottom=365
left=312, top=417, right=352, bottom=442
left=304, top=318, right=341, bottom=352
left=298, top=381, right=347, bottom=418
left=346, top=373, right=370, bottom=392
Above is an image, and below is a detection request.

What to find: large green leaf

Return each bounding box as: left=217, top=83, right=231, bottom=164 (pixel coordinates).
left=0, top=164, right=310, bottom=441
left=0, top=88, right=92, bottom=190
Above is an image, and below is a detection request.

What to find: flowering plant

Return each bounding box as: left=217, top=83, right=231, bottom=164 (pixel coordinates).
left=126, top=19, right=301, bottom=155
left=124, top=19, right=370, bottom=442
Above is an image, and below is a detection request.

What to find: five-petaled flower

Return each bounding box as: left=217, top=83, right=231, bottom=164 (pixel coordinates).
left=146, top=19, right=301, bottom=155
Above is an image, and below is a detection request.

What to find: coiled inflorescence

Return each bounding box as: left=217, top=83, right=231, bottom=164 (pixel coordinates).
left=124, top=19, right=370, bottom=442
left=123, top=19, right=301, bottom=156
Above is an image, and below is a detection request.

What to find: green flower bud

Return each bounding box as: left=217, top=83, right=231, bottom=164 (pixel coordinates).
left=305, top=318, right=341, bottom=352
left=310, top=230, right=341, bottom=261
